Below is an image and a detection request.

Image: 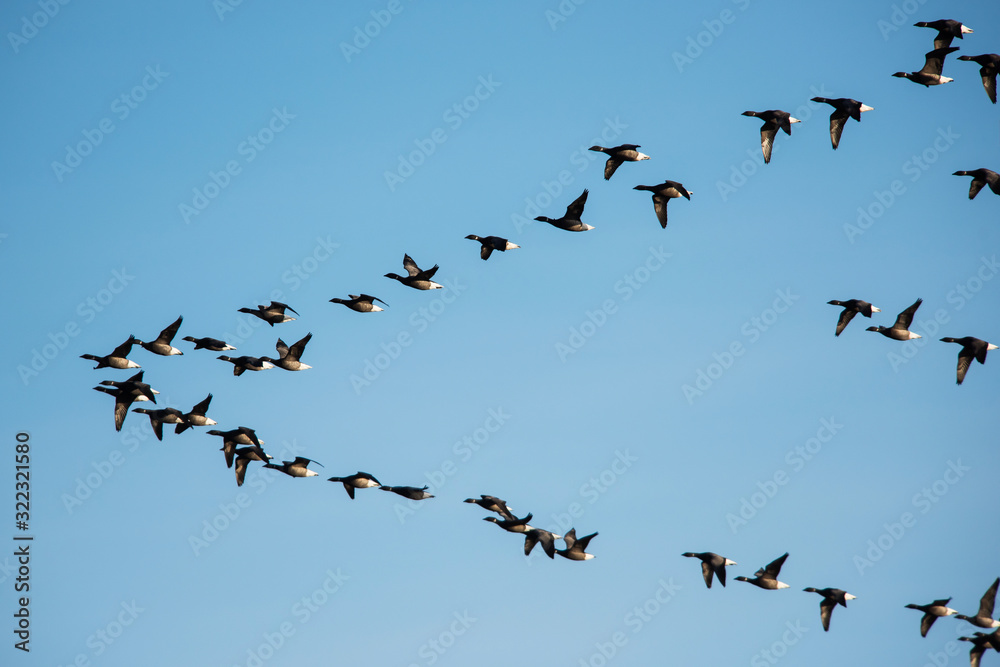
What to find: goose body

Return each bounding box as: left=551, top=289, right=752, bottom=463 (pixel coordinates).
left=957, top=578, right=1000, bottom=629
left=131, top=407, right=185, bottom=441
left=893, top=47, right=959, bottom=86
left=735, top=552, right=790, bottom=590
left=906, top=598, right=959, bottom=637
left=182, top=336, right=235, bottom=351
left=827, top=299, right=881, bottom=336
left=633, top=181, right=691, bottom=229
left=217, top=355, right=275, bottom=376
left=379, top=485, right=434, bottom=500
left=534, top=189, right=594, bottom=231
left=556, top=528, right=597, bottom=561
left=385, top=254, right=443, bottom=290
left=682, top=552, right=737, bottom=588
left=264, top=456, right=323, bottom=478
left=465, top=235, right=519, bottom=261
left=741, top=110, right=800, bottom=164
left=803, top=587, right=857, bottom=631
left=261, top=332, right=313, bottom=371
left=957, top=54, right=1000, bottom=104
left=914, top=19, right=973, bottom=49
left=953, top=169, right=1000, bottom=200
left=137, top=316, right=184, bottom=356
left=866, top=298, right=923, bottom=340
left=327, top=472, right=382, bottom=499
left=329, top=294, right=388, bottom=312
left=589, top=144, right=650, bottom=180
left=810, top=97, right=873, bottom=149
left=238, top=301, right=298, bottom=326
left=175, top=393, right=216, bottom=434
left=940, top=337, right=997, bottom=385
left=93, top=370, right=158, bottom=431
left=81, top=335, right=141, bottom=370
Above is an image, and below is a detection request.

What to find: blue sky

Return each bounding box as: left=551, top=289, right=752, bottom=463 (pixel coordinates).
left=3, top=1, right=999, bottom=665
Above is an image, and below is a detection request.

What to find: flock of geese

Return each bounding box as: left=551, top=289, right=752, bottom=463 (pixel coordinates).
left=76, top=15, right=997, bottom=665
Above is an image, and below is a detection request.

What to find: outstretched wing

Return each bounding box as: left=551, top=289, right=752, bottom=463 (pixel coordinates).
left=604, top=157, right=624, bottom=181
left=565, top=189, right=589, bottom=220
left=894, top=298, right=923, bottom=330
left=158, top=316, right=183, bottom=343
left=835, top=309, right=858, bottom=337
left=760, top=123, right=778, bottom=164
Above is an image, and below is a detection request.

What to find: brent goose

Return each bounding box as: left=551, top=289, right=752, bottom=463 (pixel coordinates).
left=866, top=298, right=923, bottom=340
left=906, top=598, right=959, bottom=636
left=959, top=632, right=996, bottom=667
left=207, top=427, right=268, bottom=465
left=385, top=254, right=443, bottom=290
left=741, top=110, right=800, bottom=164
left=735, top=552, right=790, bottom=590
left=238, top=301, right=298, bottom=326
left=264, top=456, right=324, bottom=478
left=803, top=587, right=857, bottom=631
left=131, top=407, right=185, bottom=441
left=217, top=355, right=275, bottom=376
left=483, top=513, right=534, bottom=534
left=81, top=335, right=140, bottom=370
left=234, top=447, right=272, bottom=487
left=957, top=54, right=1000, bottom=104
left=465, top=235, right=520, bottom=261
left=93, top=370, right=158, bottom=430
left=182, top=336, right=235, bottom=351
left=329, top=294, right=388, bottom=312
left=893, top=47, right=959, bottom=86
left=260, top=333, right=313, bottom=371
left=914, top=19, right=974, bottom=49
left=828, top=299, right=881, bottom=336
left=953, top=169, right=1000, bottom=199
left=940, top=337, right=998, bottom=385
left=682, top=552, right=737, bottom=588
left=633, top=181, right=691, bottom=229
left=534, top=189, right=594, bottom=232
left=379, top=485, right=434, bottom=500
left=327, top=472, right=382, bottom=499
left=137, top=316, right=184, bottom=356
left=956, top=578, right=1000, bottom=628
left=588, top=144, right=650, bottom=180
left=810, top=97, right=873, bottom=150
left=556, top=528, right=598, bottom=561
left=524, top=528, right=558, bottom=559
left=175, top=393, right=216, bottom=434
left=464, top=495, right=515, bottom=519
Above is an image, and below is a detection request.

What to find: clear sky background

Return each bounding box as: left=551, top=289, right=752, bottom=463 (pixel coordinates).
left=3, top=1, right=999, bottom=665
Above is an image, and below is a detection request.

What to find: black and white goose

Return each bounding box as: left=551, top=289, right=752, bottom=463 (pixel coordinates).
left=234, top=447, right=272, bottom=487
left=959, top=632, right=997, bottom=667
left=735, top=552, right=790, bottom=590
left=464, top=495, right=515, bottom=519
left=465, top=235, right=519, bottom=261
left=327, top=472, right=382, bottom=499
left=682, top=552, right=737, bottom=588
left=523, top=528, right=559, bottom=559
left=810, top=97, right=873, bottom=150
left=264, top=456, right=323, bottom=478
left=261, top=333, right=312, bottom=371
left=953, top=169, right=1000, bottom=200
left=137, top=316, right=184, bottom=356
left=956, top=578, right=1000, bottom=629
left=827, top=299, right=881, bottom=336
left=534, top=189, right=594, bottom=232
left=379, top=485, right=434, bottom=500
left=238, top=301, right=298, bottom=326
left=633, top=181, right=691, bottom=229
left=92, top=370, right=158, bottom=431
left=483, top=513, right=534, bottom=534
left=329, top=294, right=388, bottom=312
left=206, top=427, right=268, bottom=465
left=940, top=337, right=998, bottom=385
left=217, top=355, right=275, bottom=376
left=741, top=110, right=800, bottom=164
left=957, top=54, right=1000, bottom=104
left=906, top=598, right=959, bottom=637
left=589, top=144, right=650, bottom=180
left=803, top=587, right=857, bottom=631
left=893, top=47, right=960, bottom=86
left=131, top=407, right=186, bottom=441
left=556, top=528, right=597, bottom=561
left=866, top=298, right=923, bottom=340
left=914, top=19, right=974, bottom=49
left=385, top=254, right=443, bottom=290
left=182, top=336, right=235, bottom=351
left=81, top=335, right=141, bottom=370
left=175, top=393, right=216, bottom=434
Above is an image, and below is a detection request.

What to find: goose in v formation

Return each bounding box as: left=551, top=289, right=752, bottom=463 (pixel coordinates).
left=892, top=47, right=960, bottom=86
left=956, top=578, right=1000, bottom=629
left=957, top=54, right=1000, bottom=104
left=261, top=333, right=313, bottom=371
left=182, top=336, right=235, bottom=351
left=136, top=316, right=184, bottom=356
left=588, top=143, right=650, bottom=180
left=329, top=294, right=388, bottom=312
left=803, top=587, right=857, bottom=631
left=465, top=235, right=519, bottom=261
left=866, top=298, right=923, bottom=340
left=327, top=472, right=382, bottom=499
left=238, top=301, right=298, bottom=326
left=741, top=110, right=800, bottom=164
left=810, top=97, right=873, bottom=150
left=385, top=254, right=443, bottom=290
left=906, top=598, right=959, bottom=637
left=682, top=552, right=737, bottom=588
left=827, top=299, right=881, bottom=336
left=534, top=189, right=594, bottom=231
left=81, top=335, right=140, bottom=370
left=914, top=19, right=973, bottom=49
left=735, top=552, right=790, bottom=590
left=940, top=337, right=997, bottom=385
left=633, top=180, right=691, bottom=229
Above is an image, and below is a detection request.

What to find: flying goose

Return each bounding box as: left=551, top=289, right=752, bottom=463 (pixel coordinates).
left=803, top=587, right=857, bottom=631
left=329, top=294, right=388, bottom=312
left=940, top=337, right=998, bottom=385
left=735, top=552, right=790, bottom=590
left=327, top=472, right=382, bottom=499
left=136, top=316, right=184, bottom=356
left=953, top=169, right=1000, bottom=200
left=588, top=144, right=650, bottom=180
left=893, top=47, right=960, bottom=86
left=957, top=54, right=1000, bottom=104
left=175, top=394, right=216, bottom=434
left=633, top=181, right=691, bottom=229
left=264, top=456, right=324, bottom=478
left=464, top=495, right=515, bottom=519
left=534, top=189, right=594, bottom=232
left=131, top=407, right=186, bottom=441
left=810, top=97, right=873, bottom=150
left=682, top=552, right=737, bottom=588
left=741, top=110, right=800, bottom=164
left=217, top=355, right=275, bottom=376
left=234, top=447, right=273, bottom=487
left=956, top=578, right=1000, bottom=628
left=906, top=598, right=959, bottom=637
left=866, top=298, right=923, bottom=340
left=238, top=301, right=298, bottom=326
left=182, top=336, right=235, bottom=351
left=483, top=513, right=534, bottom=534
left=385, top=254, right=443, bottom=290
left=556, top=528, right=598, bottom=561
left=914, top=19, right=974, bottom=49
left=827, top=299, right=881, bottom=336
left=379, top=485, right=434, bottom=500
left=81, top=335, right=140, bottom=370
left=465, top=235, right=520, bottom=261
left=261, top=333, right=313, bottom=371
left=523, top=528, right=558, bottom=559
left=92, top=370, right=158, bottom=431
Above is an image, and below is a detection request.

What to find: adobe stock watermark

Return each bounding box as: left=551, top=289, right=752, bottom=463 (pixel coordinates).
left=853, top=459, right=970, bottom=575
left=57, top=600, right=144, bottom=666
left=188, top=440, right=307, bottom=557
left=231, top=567, right=349, bottom=667
left=17, top=267, right=135, bottom=386
left=407, top=611, right=477, bottom=667
left=178, top=107, right=296, bottom=223
left=749, top=619, right=809, bottom=667
left=556, top=246, right=671, bottom=362
left=716, top=87, right=831, bottom=202
left=51, top=65, right=169, bottom=182
left=682, top=288, right=799, bottom=404
left=340, top=0, right=415, bottom=62
left=510, top=116, right=628, bottom=233
left=384, top=75, right=501, bottom=191
left=578, top=578, right=681, bottom=667
left=843, top=126, right=959, bottom=243
left=213, top=0, right=248, bottom=21
left=550, top=449, right=638, bottom=536
left=876, top=0, right=931, bottom=41
left=349, top=277, right=468, bottom=394
left=395, top=407, right=512, bottom=524
left=544, top=0, right=586, bottom=31
left=887, top=256, right=999, bottom=373
left=7, top=0, right=72, bottom=54
left=726, top=417, right=844, bottom=534
left=672, top=0, right=753, bottom=73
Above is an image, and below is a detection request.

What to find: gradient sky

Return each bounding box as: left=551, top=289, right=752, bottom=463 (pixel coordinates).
left=3, top=1, right=1000, bottom=665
